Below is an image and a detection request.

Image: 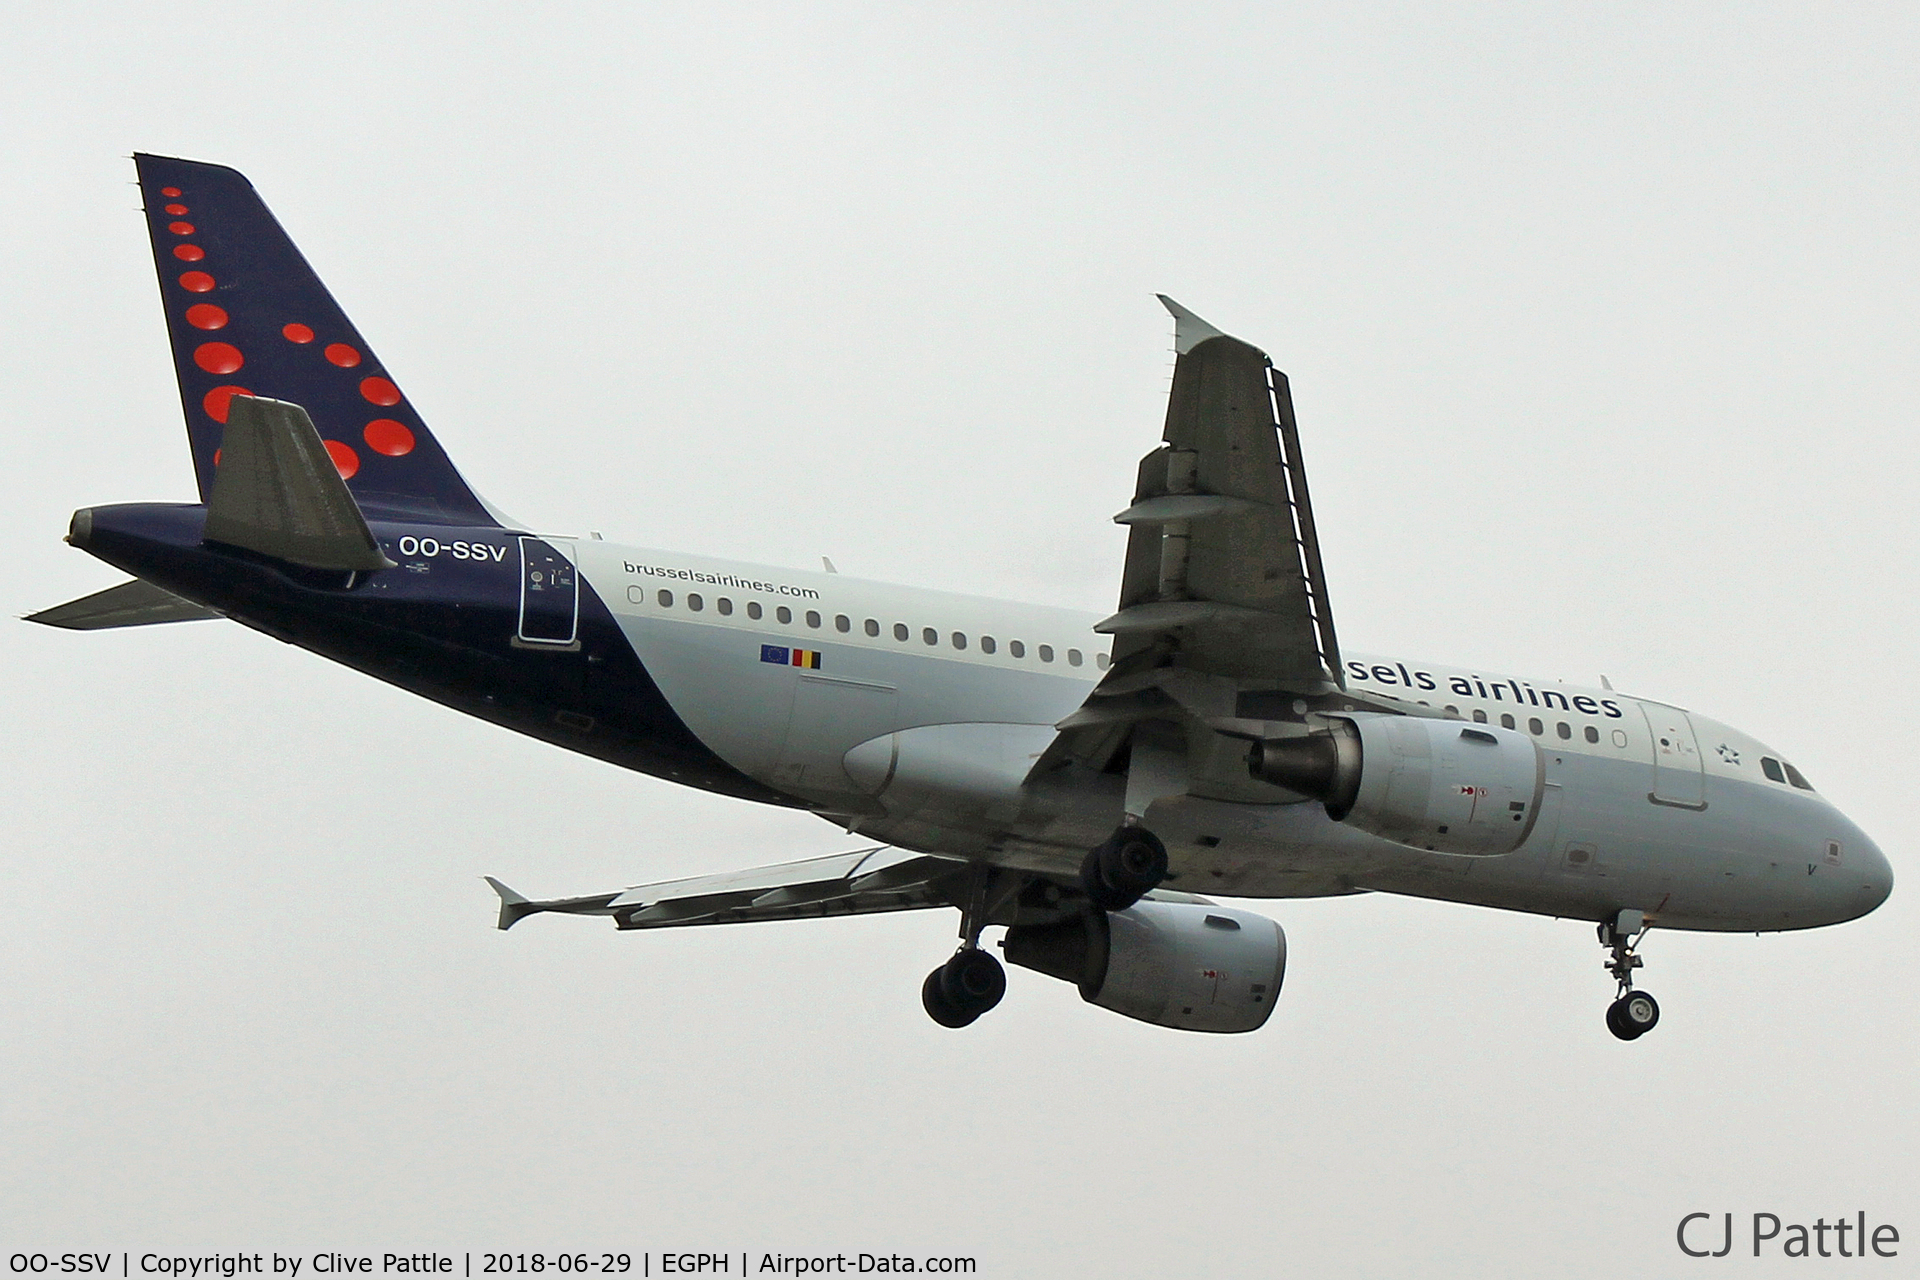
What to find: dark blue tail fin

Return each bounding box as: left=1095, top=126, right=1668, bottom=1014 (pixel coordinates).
left=135, top=153, right=499, bottom=526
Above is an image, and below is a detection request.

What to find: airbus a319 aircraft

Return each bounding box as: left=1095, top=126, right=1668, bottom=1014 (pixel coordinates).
left=35, top=155, right=1892, bottom=1040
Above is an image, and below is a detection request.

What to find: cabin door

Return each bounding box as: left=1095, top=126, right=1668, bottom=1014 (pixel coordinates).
left=1640, top=703, right=1706, bottom=810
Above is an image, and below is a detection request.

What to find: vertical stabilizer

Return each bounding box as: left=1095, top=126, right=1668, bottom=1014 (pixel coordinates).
left=135, top=154, right=499, bottom=526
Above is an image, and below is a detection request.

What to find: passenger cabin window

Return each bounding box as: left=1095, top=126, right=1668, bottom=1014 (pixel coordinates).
left=1039, top=645, right=1055, bottom=663
left=980, top=636, right=996, bottom=654
left=893, top=623, right=908, bottom=641
left=1068, top=649, right=1083, bottom=667
left=1529, top=717, right=1544, bottom=736
left=923, top=627, right=938, bottom=646
left=864, top=619, right=879, bottom=637
left=806, top=610, right=821, bottom=628
left=777, top=606, right=792, bottom=624
left=1783, top=761, right=1814, bottom=791
left=1611, top=729, right=1629, bottom=748
left=1500, top=714, right=1515, bottom=729
left=1762, top=757, right=1786, bottom=783
left=687, top=593, right=703, bottom=612
left=657, top=590, right=673, bottom=607
left=835, top=614, right=851, bottom=633
left=747, top=601, right=763, bottom=620
left=1009, top=640, right=1026, bottom=658
left=952, top=632, right=968, bottom=650
left=718, top=598, right=733, bottom=616
left=1472, top=709, right=1488, bottom=724
left=1096, top=653, right=1110, bottom=670
left=1584, top=726, right=1599, bottom=744
left=1445, top=705, right=1460, bottom=717
left=1557, top=722, right=1572, bottom=740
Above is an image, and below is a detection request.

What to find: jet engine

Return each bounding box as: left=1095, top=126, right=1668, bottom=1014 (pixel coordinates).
left=1247, top=711, right=1545, bottom=856
left=1003, top=901, right=1286, bottom=1033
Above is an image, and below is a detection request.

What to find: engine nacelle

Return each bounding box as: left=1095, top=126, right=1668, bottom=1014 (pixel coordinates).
left=1003, top=900, right=1286, bottom=1034
left=1248, top=712, right=1544, bottom=856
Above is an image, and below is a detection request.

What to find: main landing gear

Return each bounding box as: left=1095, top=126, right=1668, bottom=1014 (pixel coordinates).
left=1600, top=909, right=1661, bottom=1041
left=922, top=827, right=1171, bottom=1028
left=1079, top=824, right=1169, bottom=911
left=922, top=864, right=1009, bottom=1029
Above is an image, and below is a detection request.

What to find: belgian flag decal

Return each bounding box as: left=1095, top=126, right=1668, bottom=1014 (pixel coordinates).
left=760, top=644, right=821, bottom=670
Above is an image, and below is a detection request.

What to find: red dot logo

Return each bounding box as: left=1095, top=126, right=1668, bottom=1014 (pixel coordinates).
left=164, top=203, right=188, bottom=216
left=283, top=323, right=315, bottom=343
left=202, top=385, right=253, bottom=422
left=194, top=342, right=244, bottom=375
left=161, top=187, right=182, bottom=198
left=324, top=343, right=362, bottom=367
left=359, top=376, right=401, bottom=406
left=363, top=419, right=416, bottom=456
left=212, top=448, right=221, bottom=466
left=168, top=221, right=194, bottom=235
left=173, top=244, right=205, bottom=262
left=324, top=440, right=360, bottom=479
left=186, top=304, right=228, bottom=330
left=178, top=271, right=215, bottom=292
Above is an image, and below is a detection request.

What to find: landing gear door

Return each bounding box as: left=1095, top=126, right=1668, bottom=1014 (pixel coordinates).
left=517, top=536, right=579, bottom=646
left=1641, top=703, right=1706, bottom=810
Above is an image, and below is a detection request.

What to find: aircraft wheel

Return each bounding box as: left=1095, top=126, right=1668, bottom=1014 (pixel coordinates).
left=922, top=967, right=977, bottom=1028
left=1080, top=826, right=1169, bottom=911
left=1606, top=991, right=1660, bottom=1040
left=940, top=946, right=1006, bottom=1014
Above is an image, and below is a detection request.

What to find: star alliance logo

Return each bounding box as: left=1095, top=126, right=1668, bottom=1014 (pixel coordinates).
left=1716, top=743, right=1741, bottom=765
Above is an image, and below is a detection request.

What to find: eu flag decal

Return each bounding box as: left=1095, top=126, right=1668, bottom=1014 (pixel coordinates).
left=760, top=645, right=822, bottom=670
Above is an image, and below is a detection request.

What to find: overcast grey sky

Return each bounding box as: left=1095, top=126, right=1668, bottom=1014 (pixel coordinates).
left=2, top=4, right=1914, bottom=1275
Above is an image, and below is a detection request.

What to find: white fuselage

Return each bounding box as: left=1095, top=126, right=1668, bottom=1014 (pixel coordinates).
left=570, top=540, right=1891, bottom=934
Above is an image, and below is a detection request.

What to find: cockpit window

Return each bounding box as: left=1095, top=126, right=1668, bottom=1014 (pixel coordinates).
left=1761, top=757, right=1786, bottom=784
left=1783, top=761, right=1814, bottom=791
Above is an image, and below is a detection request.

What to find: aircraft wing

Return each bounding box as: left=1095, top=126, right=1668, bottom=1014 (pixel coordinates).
left=1035, top=299, right=1358, bottom=782
left=487, top=847, right=1221, bottom=933
left=485, top=847, right=972, bottom=931
left=1101, top=296, right=1342, bottom=690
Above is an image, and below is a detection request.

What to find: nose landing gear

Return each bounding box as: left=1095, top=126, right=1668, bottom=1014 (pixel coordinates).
left=1600, top=909, right=1660, bottom=1040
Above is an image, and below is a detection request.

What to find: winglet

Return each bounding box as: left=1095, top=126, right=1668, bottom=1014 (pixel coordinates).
left=484, top=876, right=539, bottom=931
left=1157, top=295, right=1228, bottom=354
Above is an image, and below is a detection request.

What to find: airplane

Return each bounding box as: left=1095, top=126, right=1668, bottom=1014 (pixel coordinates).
left=31, top=154, right=1893, bottom=1040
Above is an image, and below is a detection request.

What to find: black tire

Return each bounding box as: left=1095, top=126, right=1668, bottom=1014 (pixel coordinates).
left=1080, top=826, right=1169, bottom=911
left=922, top=967, right=977, bottom=1028
left=940, top=948, right=1007, bottom=1016
left=1619, top=990, right=1660, bottom=1036
left=1605, top=998, right=1637, bottom=1041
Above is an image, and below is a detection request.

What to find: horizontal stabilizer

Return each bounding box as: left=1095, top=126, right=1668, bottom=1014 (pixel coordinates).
left=26, top=578, right=222, bottom=630
left=204, top=395, right=394, bottom=571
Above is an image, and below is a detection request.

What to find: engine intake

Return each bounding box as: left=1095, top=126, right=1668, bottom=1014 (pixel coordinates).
left=1248, top=712, right=1545, bottom=856
left=1004, top=900, right=1286, bottom=1034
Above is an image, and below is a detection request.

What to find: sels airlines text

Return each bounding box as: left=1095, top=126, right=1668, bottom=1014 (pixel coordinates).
left=1345, top=659, right=1625, bottom=719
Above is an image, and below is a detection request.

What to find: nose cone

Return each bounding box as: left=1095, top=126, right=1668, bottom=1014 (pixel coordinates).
left=1854, top=828, right=1894, bottom=918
